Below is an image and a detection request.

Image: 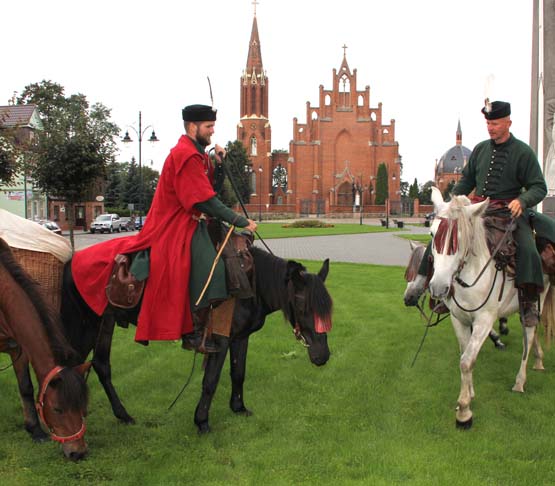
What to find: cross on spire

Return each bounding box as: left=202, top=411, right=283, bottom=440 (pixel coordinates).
left=342, top=44, right=348, bottom=57
left=252, top=0, right=259, bottom=16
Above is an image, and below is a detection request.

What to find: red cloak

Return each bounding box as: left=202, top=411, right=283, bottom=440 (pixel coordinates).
left=72, top=136, right=216, bottom=341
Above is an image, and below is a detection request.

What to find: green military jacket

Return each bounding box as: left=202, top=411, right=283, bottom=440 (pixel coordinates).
left=453, top=134, right=546, bottom=208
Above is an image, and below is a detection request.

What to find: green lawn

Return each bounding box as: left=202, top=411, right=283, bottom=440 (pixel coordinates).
left=396, top=233, right=432, bottom=244
left=2, top=262, right=555, bottom=485
left=254, top=222, right=398, bottom=239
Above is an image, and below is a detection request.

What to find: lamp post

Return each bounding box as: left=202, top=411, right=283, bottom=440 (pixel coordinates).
left=258, top=165, right=263, bottom=221
left=122, top=111, right=159, bottom=227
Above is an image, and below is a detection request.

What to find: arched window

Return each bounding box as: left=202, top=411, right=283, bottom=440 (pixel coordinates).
left=250, top=136, right=257, bottom=156
left=272, top=164, right=288, bottom=192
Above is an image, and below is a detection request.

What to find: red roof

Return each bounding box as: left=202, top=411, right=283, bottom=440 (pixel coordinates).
left=0, top=104, right=40, bottom=128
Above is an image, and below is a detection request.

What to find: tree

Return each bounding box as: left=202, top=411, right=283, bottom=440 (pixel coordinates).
left=375, top=163, right=388, bottom=205
left=18, top=80, right=120, bottom=247
left=442, top=180, right=455, bottom=201
left=419, top=180, right=435, bottom=205
left=409, top=178, right=420, bottom=200
left=217, top=140, right=252, bottom=208
left=0, top=131, right=19, bottom=185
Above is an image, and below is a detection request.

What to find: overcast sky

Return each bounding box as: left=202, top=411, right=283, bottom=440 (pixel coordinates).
left=2, top=0, right=535, bottom=184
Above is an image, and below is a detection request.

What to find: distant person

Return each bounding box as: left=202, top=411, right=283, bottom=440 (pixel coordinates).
left=411, top=100, right=555, bottom=327
left=71, top=104, right=257, bottom=353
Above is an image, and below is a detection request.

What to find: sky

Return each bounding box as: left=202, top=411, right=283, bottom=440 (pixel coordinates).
left=1, top=0, right=535, bottom=185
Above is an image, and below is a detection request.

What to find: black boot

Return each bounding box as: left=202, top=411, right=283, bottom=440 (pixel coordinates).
left=181, top=329, right=220, bottom=353
left=182, top=309, right=220, bottom=353
left=518, top=288, right=540, bottom=328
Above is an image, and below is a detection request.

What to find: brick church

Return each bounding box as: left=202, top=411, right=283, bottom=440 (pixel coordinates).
left=238, top=10, right=402, bottom=217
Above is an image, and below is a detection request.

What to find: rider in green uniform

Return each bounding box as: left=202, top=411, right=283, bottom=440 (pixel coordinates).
left=414, top=101, right=555, bottom=327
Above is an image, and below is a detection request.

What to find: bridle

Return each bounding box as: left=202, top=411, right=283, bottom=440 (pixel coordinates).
left=434, top=215, right=515, bottom=313
left=35, top=366, right=86, bottom=444
left=289, top=286, right=330, bottom=347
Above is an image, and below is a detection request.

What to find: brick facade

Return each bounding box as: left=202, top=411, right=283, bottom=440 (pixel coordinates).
left=238, top=15, right=401, bottom=217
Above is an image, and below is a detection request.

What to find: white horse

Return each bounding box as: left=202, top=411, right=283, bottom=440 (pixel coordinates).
left=427, top=186, right=554, bottom=428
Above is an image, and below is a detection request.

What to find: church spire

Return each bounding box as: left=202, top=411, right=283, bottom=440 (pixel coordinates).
left=240, top=4, right=268, bottom=118
left=456, top=119, right=462, bottom=145
left=245, top=11, right=263, bottom=73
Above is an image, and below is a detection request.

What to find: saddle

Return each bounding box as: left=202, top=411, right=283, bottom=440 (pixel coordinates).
left=105, top=254, right=145, bottom=309
left=483, top=206, right=517, bottom=276
left=483, top=204, right=555, bottom=278
left=208, top=221, right=255, bottom=300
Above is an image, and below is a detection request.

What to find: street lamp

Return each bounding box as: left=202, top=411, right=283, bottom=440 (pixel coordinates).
left=258, top=165, right=263, bottom=221
left=122, top=111, right=159, bottom=227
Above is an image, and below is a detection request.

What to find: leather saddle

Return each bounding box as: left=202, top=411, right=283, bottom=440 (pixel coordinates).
left=106, top=254, right=145, bottom=309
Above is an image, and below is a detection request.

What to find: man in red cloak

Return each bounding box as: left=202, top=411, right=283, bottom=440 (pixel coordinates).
left=71, top=104, right=257, bottom=352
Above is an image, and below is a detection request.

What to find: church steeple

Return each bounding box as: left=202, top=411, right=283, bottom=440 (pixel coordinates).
left=456, top=119, right=462, bottom=145
left=240, top=4, right=268, bottom=118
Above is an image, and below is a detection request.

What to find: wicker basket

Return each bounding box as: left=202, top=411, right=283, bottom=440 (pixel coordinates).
left=11, top=247, right=65, bottom=311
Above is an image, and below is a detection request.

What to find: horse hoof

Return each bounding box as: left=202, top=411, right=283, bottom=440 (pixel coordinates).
left=456, top=417, right=473, bottom=430
left=512, top=384, right=524, bottom=393
left=117, top=415, right=136, bottom=425
left=197, top=423, right=211, bottom=435
left=494, top=341, right=506, bottom=351
left=231, top=404, right=253, bottom=417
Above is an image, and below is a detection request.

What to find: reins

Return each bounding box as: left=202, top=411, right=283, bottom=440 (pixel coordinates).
left=211, top=148, right=274, bottom=255
left=451, top=217, right=515, bottom=313
left=410, top=293, right=450, bottom=368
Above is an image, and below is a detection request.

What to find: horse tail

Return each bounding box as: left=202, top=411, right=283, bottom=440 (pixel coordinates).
left=541, top=279, right=555, bottom=347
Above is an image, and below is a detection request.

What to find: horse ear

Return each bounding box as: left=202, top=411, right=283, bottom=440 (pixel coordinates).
left=318, top=259, right=330, bottom=282
left=74, top=361, right=92, bottom=376
left=431, top=186, right=445, bottom=210
left=286, top=261, right=305, bottom=284
left=465, top=197, right=489, bottom=218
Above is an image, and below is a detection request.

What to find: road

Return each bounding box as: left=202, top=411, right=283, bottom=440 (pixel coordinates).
left=66, top=222, right=428, bottom=267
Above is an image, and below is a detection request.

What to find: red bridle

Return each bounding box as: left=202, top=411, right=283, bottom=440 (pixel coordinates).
left=35, top=366, right=86, bottom=444
left=433, top=217, right=459, bottom=255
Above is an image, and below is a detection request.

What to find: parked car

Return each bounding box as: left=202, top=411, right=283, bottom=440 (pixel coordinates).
left=90, top=213, right=121, bottom=233
left=135, top=216, right=147, bottom=230
left=119, top=217, right=135, bottom=232
left=37, top=220, right=62, bottom=235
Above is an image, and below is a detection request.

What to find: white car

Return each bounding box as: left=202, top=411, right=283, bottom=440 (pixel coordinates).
left=90, top=214, right=121, bottom=234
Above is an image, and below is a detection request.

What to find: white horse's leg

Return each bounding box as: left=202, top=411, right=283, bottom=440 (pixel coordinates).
left=532, top=330, right=545, bottom=371
left=513, top=326, right=540, bottom=392
left=454, top=315, right=493, bottom=428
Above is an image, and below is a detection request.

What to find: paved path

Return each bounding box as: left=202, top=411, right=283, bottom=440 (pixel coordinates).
left=253, top=223, right=429, bottom=267
left=68, top=221, right=429, bottom=267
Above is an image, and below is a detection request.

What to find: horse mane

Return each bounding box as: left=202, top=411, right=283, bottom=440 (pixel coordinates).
left=447, top=196, right=489, bottom=259
left=0, top=239, right=77, bottom=365
left=249, top=246, right=333, bottom=322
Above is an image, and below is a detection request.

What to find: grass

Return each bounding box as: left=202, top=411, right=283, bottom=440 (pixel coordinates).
left=2, top=261, right=555, bottom=485
left=396, top=233, right=432, bottom=244
left=254, top=222, right=398, bottom=239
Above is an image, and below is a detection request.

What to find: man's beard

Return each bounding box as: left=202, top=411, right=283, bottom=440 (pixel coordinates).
left=196, top=133, right=211, bottom=147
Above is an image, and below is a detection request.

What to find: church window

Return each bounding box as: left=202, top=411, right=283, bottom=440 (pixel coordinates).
left=312, top=111, right=318, bottom=120
left=358, top=95, right=364, bottom=106
left=340, top=75, right=351, bottom=106
left=272, top=164, right=288, bottom=192
left=325, top=94, right=331, bottom=106
left=250, top=136, right=257, bottom=156
left=371, top=112, right=377, bottom=121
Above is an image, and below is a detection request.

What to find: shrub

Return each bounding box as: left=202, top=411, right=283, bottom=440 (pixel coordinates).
left=282, top=220, right=334, bottom=228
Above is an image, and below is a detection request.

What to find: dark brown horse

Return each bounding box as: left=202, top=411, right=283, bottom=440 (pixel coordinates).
left=60, top=245, right=332, bottom=433
left=0, top=239, right=90, bottom=460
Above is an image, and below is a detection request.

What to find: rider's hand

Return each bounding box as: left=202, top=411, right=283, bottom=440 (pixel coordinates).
left=214, top=144, right=226, bottom=164
left=244, top=219, right=258, bottom=233
left=508, top=199, right=523, bottom=218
